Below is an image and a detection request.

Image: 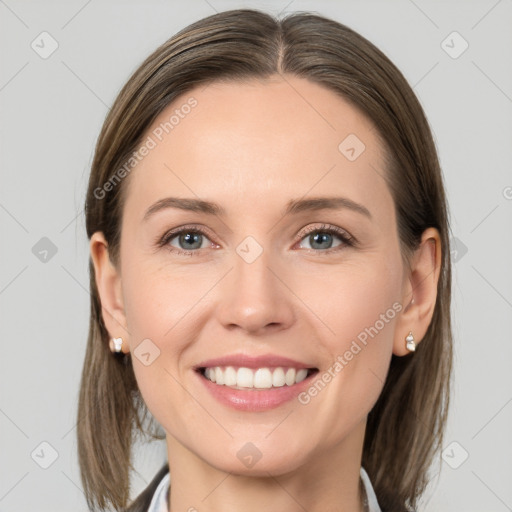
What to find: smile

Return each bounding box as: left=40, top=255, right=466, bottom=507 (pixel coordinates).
left=193, top=353, right=320, bottom=411
left=199, top=366, right=318, bottom=389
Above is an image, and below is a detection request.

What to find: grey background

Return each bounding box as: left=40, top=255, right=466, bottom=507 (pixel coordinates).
left=1, top=0, right=511, bottom=510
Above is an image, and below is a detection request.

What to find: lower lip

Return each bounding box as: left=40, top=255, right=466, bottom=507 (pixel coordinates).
left=195, top=370, right=318, bottom=412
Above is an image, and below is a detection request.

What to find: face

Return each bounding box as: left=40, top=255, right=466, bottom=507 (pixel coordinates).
left=104, top=76, right=411, bottom=476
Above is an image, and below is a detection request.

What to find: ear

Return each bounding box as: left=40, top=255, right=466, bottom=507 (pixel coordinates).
left=89, top=231, right=130, bottom=354
left=393, top=227, right=442, bottom=356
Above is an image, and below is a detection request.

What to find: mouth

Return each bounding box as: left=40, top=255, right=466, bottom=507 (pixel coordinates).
left=196, top=366, right=319, bottom=390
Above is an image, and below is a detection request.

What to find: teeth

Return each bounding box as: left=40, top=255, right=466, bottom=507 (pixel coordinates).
left=254, top=368, right=272, bottom=389
left=224, top=366, right=237, bottom=386
left=296, top=368, right=308, bottom=383
left=237, top=367, right=254, bottom=388
left=215, top=367, right=224, bottom=385
left=202, top=366, right=311, bottom=389
left=285, top=368, right=296, bottom=386
left=272, top=367, right=286, bottom=387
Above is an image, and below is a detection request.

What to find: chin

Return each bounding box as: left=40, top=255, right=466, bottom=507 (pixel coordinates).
left=203, top=441, right=311, bottom=477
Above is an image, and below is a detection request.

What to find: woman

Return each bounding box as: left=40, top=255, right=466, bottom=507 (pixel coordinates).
left=78, top=9, right=453, bottom=512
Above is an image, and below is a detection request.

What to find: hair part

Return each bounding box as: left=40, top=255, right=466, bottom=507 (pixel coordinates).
left=80, top=9, right=452, bottom=511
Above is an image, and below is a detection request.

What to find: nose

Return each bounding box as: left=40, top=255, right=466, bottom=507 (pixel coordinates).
left=215, top=246, right=296, bottom=335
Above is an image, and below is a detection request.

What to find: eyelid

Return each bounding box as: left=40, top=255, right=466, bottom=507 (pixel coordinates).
left=157, top=223, right=218, bottom=251
left=295, top=223, right=355, bottom=245
left=157, top=222, right=356, bottom=255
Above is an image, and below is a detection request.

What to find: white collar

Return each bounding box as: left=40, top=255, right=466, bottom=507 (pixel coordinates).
left=147, top=467, right=382, bottom=512
left=360, top=466, right=382, bottom=512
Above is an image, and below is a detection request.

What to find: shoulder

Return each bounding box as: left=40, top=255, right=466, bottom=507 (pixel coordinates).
left=122, top=463, right=170, bottom=512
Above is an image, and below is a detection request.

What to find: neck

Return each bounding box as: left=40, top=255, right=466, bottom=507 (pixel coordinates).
left=165, top=419, right=367, bottom=512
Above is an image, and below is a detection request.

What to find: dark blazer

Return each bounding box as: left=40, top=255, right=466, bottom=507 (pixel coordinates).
left=122, top=463, right=170, bottom=512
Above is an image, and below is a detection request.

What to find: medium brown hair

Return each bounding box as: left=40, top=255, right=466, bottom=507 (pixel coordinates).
left=79, top=9, right=453, bottom=512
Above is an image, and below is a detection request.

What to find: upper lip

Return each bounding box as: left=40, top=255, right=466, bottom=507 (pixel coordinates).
left=194, top=353, right=318, bottom=370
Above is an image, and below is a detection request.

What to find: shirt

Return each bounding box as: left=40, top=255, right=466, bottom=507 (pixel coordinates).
left=146, top=466, right=382, bottom=512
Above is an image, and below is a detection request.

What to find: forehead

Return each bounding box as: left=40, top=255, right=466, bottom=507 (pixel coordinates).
left=123, top=75, right=392, bottom=222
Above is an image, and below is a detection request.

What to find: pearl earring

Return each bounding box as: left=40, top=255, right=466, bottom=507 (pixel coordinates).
left=405, top=332, right=416, bottom=352
left=109, top=337, right=124, bottom=353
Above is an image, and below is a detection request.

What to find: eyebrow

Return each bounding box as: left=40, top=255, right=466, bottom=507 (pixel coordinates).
left=142, top=196, right=372, bottom=222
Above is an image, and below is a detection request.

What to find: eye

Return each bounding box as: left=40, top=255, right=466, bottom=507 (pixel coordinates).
left=157, top=223, right=355, bottom=256
left=296, top=224, right=354, bottom=253
left=158, top=225, right=216, bottom=256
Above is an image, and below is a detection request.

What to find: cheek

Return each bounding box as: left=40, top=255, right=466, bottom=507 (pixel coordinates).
left=303, top=254, right=402, bottom=405
left=300, top=254, right=402, bottom=351
left=119, top=243, right=231, bottom=417
left=121, top=263, right=198, bottom=431
left=120, top=245, right=203, bottom=343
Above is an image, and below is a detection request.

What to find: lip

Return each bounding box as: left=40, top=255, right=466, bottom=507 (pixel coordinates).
left=194, top=353, right=317, bottom=370
left=195, top=367, right=319, bottom=412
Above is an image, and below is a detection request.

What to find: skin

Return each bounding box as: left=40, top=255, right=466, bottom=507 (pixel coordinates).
left=90, top=75, right=441, bottom=512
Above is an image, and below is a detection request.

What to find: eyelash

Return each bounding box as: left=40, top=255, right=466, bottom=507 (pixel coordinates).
left=156, top=223, right=356, bottom=257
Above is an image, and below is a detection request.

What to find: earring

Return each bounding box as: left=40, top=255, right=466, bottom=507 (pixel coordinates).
left=405, top=331, right=416, bottom=352
left=109, top=337, right=124, bottom=353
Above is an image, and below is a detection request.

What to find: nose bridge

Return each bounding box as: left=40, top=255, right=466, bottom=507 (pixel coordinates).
left=215, top=236, right=295, bottom=333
